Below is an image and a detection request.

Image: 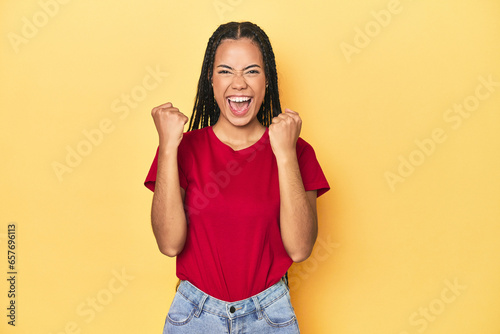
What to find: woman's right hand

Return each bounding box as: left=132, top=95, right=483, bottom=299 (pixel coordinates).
left=151, top=102, right=188, bottom=150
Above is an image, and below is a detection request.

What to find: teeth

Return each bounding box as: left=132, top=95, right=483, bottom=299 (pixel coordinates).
left=229, top=96, right=251, bottom=103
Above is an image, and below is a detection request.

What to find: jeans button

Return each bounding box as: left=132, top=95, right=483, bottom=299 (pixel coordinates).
left=229, top=306, right=235, bottom=313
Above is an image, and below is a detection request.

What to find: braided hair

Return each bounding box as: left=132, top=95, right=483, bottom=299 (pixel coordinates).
left=188, top=21, right=282, bottom=131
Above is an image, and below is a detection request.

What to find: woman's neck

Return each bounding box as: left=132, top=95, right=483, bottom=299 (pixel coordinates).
left=212, top=120, right=266, bottom=151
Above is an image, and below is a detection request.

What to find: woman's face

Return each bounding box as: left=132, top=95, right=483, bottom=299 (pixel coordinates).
left=212, top=38, right=266, bottom=129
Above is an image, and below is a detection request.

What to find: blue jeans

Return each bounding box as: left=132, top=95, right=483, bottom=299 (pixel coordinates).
left=163, top=278, right=300, bottom=333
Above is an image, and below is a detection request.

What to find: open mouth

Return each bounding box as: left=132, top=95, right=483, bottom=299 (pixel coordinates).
left=227, top=96, right=252, bottom=115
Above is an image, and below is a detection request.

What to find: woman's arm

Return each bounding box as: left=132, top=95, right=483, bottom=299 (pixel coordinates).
left=269, top=109, right=318, bottom=262
left=150, top=102, right=188, bottom=257
left=276, top=156, right=318, bottom=262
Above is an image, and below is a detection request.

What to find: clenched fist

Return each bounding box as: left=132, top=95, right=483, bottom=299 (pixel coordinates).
left=268, top=108, right=302, bottom=160
left=151, top=102, right=188, bottom=150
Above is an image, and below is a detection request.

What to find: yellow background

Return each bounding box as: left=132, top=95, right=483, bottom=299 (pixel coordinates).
left=1, top=0, right=500, bottom=333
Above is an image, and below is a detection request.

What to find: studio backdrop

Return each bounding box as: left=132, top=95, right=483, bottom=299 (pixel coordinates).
left=1, top=0, right=499, bottom=333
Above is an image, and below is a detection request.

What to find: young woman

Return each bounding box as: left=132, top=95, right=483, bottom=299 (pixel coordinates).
left=144, top=21, right=329, bottom=334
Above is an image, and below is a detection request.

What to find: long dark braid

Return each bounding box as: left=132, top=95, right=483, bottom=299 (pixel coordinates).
left=188, top=22, right=282, bottom=131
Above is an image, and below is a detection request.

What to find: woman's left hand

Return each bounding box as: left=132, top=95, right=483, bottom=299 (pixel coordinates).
left=269, top=108, right=302, bottom=161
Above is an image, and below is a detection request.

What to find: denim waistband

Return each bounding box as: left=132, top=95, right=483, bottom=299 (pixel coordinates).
left=176, top=279, right=289, bottom=320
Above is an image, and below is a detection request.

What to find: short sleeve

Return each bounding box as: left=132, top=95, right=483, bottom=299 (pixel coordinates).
left=144, top=147, right=188, bottom=192
left=297, top=138, right=330, bottom=197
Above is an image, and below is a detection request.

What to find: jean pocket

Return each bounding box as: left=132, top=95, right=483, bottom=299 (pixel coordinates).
left=262, top=291, right=298, bottom=328
left=166, top=292, right=197, bottom=326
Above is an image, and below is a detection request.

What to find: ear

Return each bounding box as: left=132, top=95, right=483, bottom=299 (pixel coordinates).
left=207, top=65, right=215, bottom=86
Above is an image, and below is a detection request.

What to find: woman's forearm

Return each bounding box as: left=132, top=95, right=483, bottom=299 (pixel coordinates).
left=277, top=153, right=318, bottom=263
left=151, top=148, right=187, bottom=257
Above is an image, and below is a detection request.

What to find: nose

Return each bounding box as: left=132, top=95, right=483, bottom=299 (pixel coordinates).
left=231, top=71, right=248, bottom=89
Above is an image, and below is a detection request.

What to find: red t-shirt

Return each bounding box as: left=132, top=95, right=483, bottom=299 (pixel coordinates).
left=145, top=126, right=329, bottom=302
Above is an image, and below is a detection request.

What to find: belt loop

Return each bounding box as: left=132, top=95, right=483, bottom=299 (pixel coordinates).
left=284, top=271, right=289, bottom=288
left=252, top=296, right=263, bottom=320
left=281, top=272, right=290, bottom=291
left=194, top=294, right=208, bottom=317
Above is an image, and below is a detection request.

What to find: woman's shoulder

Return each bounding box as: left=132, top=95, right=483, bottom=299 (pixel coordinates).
left=296, top=136, right=314, bottom=153
left=181, top=127, right=210, bottom=145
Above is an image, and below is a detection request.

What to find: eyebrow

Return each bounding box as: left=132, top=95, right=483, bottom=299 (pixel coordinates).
left=216, top=64, right=262, bottom=71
